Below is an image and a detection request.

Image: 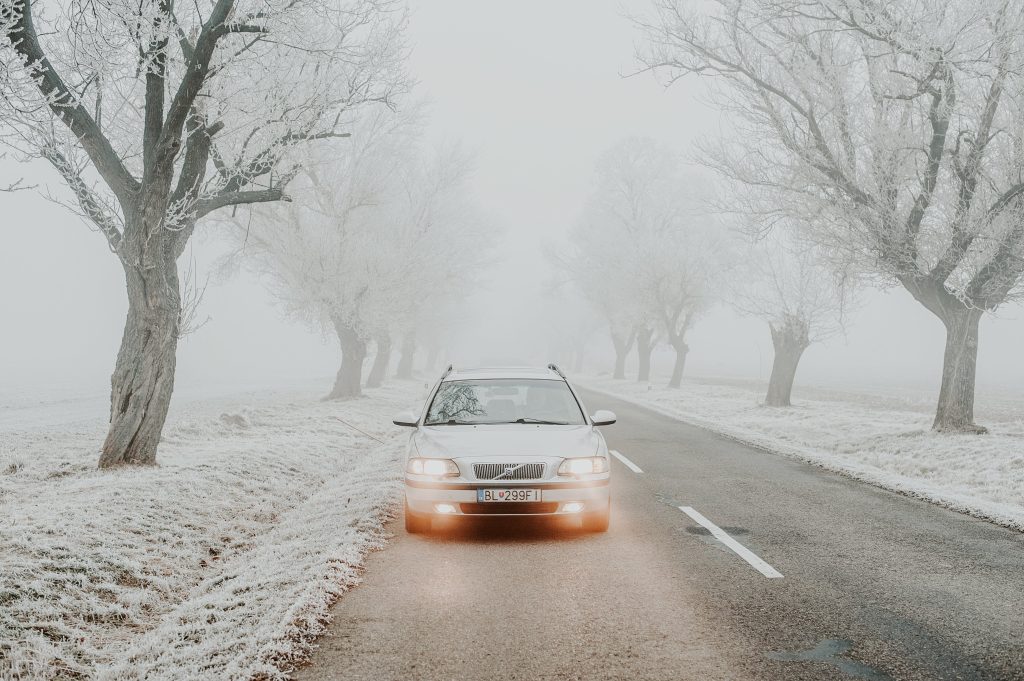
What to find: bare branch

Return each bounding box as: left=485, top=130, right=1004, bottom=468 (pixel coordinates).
left=39, top=141, right=123, bottom=253
left=196, top=187, right=288, bottom=217
left=5, top=0, right=139, bottom=205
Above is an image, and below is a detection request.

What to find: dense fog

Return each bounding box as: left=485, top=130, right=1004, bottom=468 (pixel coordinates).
left=3, top=0, right=1024, bottom=409
left=3, top=1, right=1024, bottom=677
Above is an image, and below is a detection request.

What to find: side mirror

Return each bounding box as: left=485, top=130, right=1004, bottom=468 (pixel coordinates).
left=591, top=409, right=616, bottom=426
left=392, top=410, right=419, bottom=427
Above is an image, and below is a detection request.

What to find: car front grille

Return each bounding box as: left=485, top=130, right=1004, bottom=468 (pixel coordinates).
left=459, top=502, right=559, bottom=515
left=473, top=462, right=545, bottom=480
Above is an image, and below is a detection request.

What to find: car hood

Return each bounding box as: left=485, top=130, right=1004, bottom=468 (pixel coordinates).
left=413, top=424, right=601, bottom=459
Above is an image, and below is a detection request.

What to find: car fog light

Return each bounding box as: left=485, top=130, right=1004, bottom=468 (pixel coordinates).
left=434, top=503, right=458, bottom=514
left=562, top=502, right=584, bottom=514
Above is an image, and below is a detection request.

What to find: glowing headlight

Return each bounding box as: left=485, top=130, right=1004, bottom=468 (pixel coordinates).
left=406, top=458, right=460, bottom=477
left=557, top=456, right=609, bottom=477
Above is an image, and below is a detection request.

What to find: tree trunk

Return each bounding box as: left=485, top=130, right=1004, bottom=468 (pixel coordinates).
left=99, top=259, right=180, bottom=468
left=636, top=327, right=654, bottom=382
left=328, top=317, right=367, bottom=399
left=933, top=307, right=985, bottom=432
left=396, top=332, right=416, bottom=379
left=668, top=340, right=688, bottom=389
left=366, top=333, right=391, bottom=388
left=613, top=351, right=626, bottom=379
left=764, top=321, right=809, bottom=407
left=611, top=334, right=630, bottom=379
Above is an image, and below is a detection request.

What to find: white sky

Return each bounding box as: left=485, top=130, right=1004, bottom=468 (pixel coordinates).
left=2, top=0, right=1023, bottom=403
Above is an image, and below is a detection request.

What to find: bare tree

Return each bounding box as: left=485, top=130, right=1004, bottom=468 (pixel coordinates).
left=395, top=331, right=416, bottom=380
left=564, top=208, right=641, bottom=380
left=366, top=333, right=392, bottom=388
left=532, top=282, right=605, bottom=376
left=638, top=0, right=1024, bottom=432
left=640, top=212, right=721, bottom=387
left=632, top=324, right=656, bottom=382
left=603, top=324, right=634, bottom=379
left=0, top=0, right=407, bottom=465
left=567, top=137, right=720, bottom=385
left=231, top=110, right=488, bottom=399
left=731, top=231, right=851, bottom=406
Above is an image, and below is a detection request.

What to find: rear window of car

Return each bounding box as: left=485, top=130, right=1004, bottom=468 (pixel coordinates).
left=424, top=379, right=585, bottom=426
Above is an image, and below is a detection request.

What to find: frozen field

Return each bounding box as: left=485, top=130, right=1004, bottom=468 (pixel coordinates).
left=0, top=381, right=423, bottom=680
left=582, top=375, right=1024, bottom=532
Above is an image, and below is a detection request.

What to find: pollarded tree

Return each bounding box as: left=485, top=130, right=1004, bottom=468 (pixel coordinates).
left=568, top=138, right=720, bottom=385
left=642, top=244, right=717, bottom=388
left=366, top=334, right=392, bottom=388
left=638, top=0, right=1024, bottom=432
left=394, top=333, right=416, bottom=380
left=540, top=288, right=605, bottom=374
left=355, top=142, right=489, bottom=391
left=563, top=193, right=641, bottom=380
left=386, top=144, right=491, bottom=382
left=0, top=0, right=407, bottom=465
left=233, top=110, right=487, bottom=398
left=231, top=108, right=417, bottom=399
left=635, top=196, right=722, bottom=388
left=731, top=232, right=851, bottom=406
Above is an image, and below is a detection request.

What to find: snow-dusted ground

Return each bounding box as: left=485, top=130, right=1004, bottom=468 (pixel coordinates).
left=582, top=375, right=1024, bottom=532
left=0, top=381, right=423, bottom=680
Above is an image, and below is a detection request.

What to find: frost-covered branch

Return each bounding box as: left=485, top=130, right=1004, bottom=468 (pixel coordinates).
left=0, top=0, right=410, bottom=466
left=197, top=187, right=288, bottom=217
left=4, top=0, right=140, bottom=204
left=566, top=137, right=723, bottom=385
left=637, top=0, right=1024, bottom=431
left=227, top=106, right=490, bottom=399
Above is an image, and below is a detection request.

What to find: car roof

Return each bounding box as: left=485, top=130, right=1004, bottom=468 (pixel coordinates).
left=443, top=366, right=564, bottom=382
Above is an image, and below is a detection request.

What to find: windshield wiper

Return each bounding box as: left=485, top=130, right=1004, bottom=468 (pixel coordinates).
left=427, top=418, right=572, bottom=426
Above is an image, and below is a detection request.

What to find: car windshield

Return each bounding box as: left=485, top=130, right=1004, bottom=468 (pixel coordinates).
left=424, top=379, right=586, bottom=426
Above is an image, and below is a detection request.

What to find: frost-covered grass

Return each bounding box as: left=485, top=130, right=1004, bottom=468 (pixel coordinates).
left=582, top=375, right=1024, bottom=531
left=0, top=381, right=422, bottom=680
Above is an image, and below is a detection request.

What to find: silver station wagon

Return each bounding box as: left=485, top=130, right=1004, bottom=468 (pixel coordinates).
left=393, top=365, right=616, bottom=533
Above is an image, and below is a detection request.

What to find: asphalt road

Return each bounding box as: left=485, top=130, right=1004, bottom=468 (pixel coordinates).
left=296, top=389, right=1024, bottom=681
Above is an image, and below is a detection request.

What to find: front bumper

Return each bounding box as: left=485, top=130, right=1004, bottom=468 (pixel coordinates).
left=405, top=478, right=610, bottom=516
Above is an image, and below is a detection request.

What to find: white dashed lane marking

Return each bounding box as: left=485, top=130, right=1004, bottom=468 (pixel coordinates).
left=678, top=506, right=784, bottom=579
left=610, top=449, right=643, bottom=473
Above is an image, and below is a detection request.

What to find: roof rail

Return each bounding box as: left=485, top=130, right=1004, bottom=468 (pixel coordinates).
left=547, top=363, right=566, bottom=378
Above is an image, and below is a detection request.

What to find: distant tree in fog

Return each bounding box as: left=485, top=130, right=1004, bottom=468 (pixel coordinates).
left=532, top=280, right=605, bottom=375
left=413, top=298, right=473, bottom=377
left=0, top=0, right=407, bottom=466
left=565, top=235, right=638, bottom=379
left=567, top=138, right=721, bottom=385
left=639, top=210, right=722, bottom=388
left=731, top=232, right=852, bottom=406
left=230, top=109, right=488, bottom=398
left=639, top=0, right=1024, bottom=432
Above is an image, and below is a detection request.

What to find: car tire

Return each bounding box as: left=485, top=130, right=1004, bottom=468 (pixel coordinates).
left=582, top=508, right=610, bottom=533
left=404, top=498, right=431, bottom=534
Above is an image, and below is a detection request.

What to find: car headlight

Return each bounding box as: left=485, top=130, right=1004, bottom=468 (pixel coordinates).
left=557, top=456, right=609, bottom=477
left=407, top=458, right=460, bottom=477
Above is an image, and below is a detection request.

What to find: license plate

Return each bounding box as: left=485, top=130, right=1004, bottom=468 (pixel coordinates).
left=477, top=488, right=540, bottom=503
